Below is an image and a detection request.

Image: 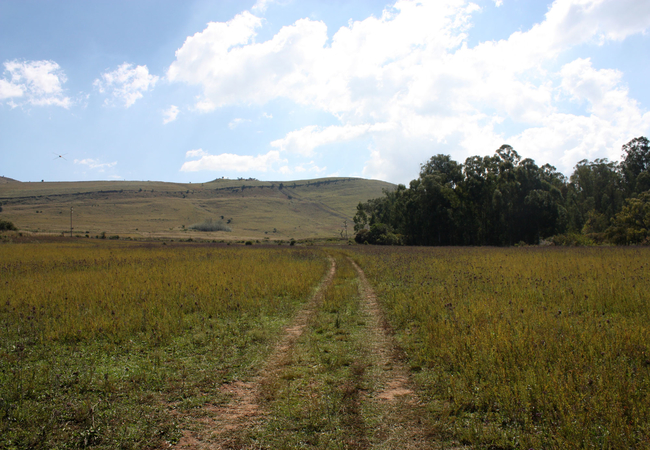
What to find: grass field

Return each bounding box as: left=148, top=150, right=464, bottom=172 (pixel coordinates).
left=0, top=240, right=329, bottom=449
left=2, top=240, right=649, bottom=449
left=349, top=246, right=650, bottom=448
left=0, top=177, right=393, bottom=241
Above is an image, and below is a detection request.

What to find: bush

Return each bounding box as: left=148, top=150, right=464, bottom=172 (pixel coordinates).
left=245, top=241, right=253, bottom=245
left=0, top=220, right=16, bottom=231
left=354, top=223, right=402, bottom=245
left=189, top=218, right=232, bottom=232
left=549, top=233, right=596, bottom=246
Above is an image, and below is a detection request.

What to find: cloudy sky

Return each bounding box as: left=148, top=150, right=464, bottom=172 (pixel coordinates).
left=1, top=0, right=649, bottom=184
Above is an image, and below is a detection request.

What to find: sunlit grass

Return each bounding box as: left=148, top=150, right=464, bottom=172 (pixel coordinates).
left=350, top=246, right=650, bottom=448
left=0, top=241, right=328, bottom=449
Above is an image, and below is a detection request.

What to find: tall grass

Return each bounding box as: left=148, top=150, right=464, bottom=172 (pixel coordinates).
left=0, top=241, right=327, bottom=449
left=350, top=246, right=650, bottom=448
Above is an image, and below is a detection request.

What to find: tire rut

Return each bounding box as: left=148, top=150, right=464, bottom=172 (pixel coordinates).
left=348, top=257, right=438, bottom=449
left=171, top=256, right=337, bottom=450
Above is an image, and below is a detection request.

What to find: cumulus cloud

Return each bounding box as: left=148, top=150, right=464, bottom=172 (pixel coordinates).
left=74, top=158, right=117, bottom=171
left=169, top=0, right=650, bottom=181
left=94, top=63, right=159, bottom=107
left=185, top=148, right=209, bottom=158
left=163, top=105, right=180, bottom=124
left=271, top=123, right=394, bottom=156
left=1, top=60, right=71, bottom=107
left=181, top=149, right=286, bottom=172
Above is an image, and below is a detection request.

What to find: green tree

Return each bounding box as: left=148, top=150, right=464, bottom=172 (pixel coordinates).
left=566, top=158, right=624, bottom=234
left=621, top=136, right=650, bottom=194
left=607, top=192, right=650, bottom=245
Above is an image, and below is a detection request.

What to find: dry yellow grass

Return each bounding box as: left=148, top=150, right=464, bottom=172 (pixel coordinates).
left=349, top=246, right=650, bottom=448
left=0, top=177, right=393, bottom=240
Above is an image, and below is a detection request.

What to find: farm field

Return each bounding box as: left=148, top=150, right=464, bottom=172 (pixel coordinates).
left=1, top=240, right=649, bottom=449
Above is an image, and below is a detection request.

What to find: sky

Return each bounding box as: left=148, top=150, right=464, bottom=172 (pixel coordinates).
left=1, top=0, right=649, bottom=185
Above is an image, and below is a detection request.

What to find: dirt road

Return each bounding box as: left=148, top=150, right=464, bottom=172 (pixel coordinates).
left=171, top=252, right=442, bottom=449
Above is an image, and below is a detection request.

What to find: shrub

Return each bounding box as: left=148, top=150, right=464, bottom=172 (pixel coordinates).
left=549, top=233, right=596, bottom=246
left=188, top=218, right=232, bottom=232
left=0, top=220, right=17, bottom=231
left=245, top=241, right=253, bottom=245
left=354, top=223, right=401, bottom=245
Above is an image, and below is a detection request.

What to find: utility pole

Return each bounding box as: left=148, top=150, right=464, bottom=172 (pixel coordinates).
left=70, top=206, right=73, bottom=237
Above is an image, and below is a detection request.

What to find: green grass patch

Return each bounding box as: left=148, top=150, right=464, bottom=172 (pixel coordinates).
left=0, top=241, right=328, bottom=449
left=254, top=255, right=370, bottom=449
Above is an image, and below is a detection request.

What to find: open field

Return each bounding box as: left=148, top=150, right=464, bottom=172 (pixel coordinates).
left=349, top=246, right=650, bottom=448
left=1, top=240, right=329, bottom=449
left=1, top=240, right=649, bottom=449
left=0, top=177, right=393, bottom=241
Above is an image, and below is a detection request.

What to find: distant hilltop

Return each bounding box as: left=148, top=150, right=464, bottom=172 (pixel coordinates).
left=0, top=176, right=394, bottom=240
left=0, top=176, right=20, bottom=183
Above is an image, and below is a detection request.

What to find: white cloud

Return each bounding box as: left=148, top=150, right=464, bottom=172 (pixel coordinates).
left=0, top=78, right=23, bottom=99
left=181, top=150, right=286, bottom=172
left=1, top=60, right=71, bottom=107
left=271, top=123, right=394, bottom=156
left=252, top=0, right=276, bottom=13
left=169, top=0, right=650, bottom=182
left=74, top=159, right=117, bottom=172
left=163, top=105, right=180, bottom=124
left=228, top=117, right=250, bottom=129
left=94, top=63, right=159, bottom=107
left=185, top=148, right=209, bottom=158
left=494, top=0, right=503, bottom=6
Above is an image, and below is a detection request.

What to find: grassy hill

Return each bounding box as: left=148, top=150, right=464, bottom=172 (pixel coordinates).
left=0, top=177, right=394, bottom=241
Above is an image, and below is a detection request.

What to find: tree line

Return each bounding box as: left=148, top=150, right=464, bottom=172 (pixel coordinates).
left=354, top=137, right=650, bottom=246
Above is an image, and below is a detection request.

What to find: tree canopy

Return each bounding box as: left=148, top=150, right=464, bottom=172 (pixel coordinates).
left=354, top=137, right=650, bottom=246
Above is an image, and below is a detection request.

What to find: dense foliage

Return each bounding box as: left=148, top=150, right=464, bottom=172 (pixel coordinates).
left=355, top=137, right=650, bottom=245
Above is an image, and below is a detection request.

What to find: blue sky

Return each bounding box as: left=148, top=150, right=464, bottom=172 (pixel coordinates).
left=1, top=0, right=649, bottom=184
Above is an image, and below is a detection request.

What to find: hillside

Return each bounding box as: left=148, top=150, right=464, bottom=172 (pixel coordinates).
left=0, top=177, right=394, bottom=240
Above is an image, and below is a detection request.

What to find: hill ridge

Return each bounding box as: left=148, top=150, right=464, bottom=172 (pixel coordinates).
left=0, top=177, right=394, bottom=240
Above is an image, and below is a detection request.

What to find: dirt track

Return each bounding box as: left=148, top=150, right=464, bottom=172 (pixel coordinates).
left=171, top=253, right=441, bottom=449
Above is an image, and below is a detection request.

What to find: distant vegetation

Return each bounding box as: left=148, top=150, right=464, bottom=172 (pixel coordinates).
left=189, top=218, right=232, bottom=232
left=355, top=136, right=650, bottom=246
left=0, top=219, right=16, bottom=231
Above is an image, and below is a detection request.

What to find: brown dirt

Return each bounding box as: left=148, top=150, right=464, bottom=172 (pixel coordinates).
left=170, top=256, right=337, bottom=449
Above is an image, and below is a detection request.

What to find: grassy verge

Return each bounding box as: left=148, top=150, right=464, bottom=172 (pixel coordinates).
left=0, top=241, right=328, bottom=449
left=350, top=246, right=650, bottom=449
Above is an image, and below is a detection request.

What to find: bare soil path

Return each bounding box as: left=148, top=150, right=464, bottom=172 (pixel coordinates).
left=172, top=256, right=337, bottom=449
left=348, top=257, right=439, bottom=449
